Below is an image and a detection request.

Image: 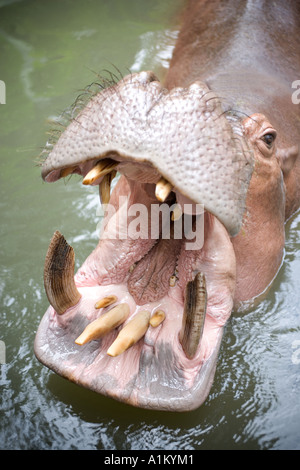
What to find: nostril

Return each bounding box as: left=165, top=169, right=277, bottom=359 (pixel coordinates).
left=137, top=71, right=159, bottom=85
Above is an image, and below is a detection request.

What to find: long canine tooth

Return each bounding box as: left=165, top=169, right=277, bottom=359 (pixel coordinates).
left=155, top=176, right=173, bottom=202
left=179, top=272, right=207, bottom=359
left=99, top=170, right=117, bottom=205
left=82, top=158, right=118, bottom=185
left=150, top=309, right=166, bottom=328
left=44, top=231, right=81, bottom=315
left=75, top=303, right=130, bottom=345
left=107, top=310, right=150, bottom=357
left=94, top=295, right=118, bottom=310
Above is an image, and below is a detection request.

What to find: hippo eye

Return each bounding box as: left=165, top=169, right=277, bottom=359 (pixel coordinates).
left=261, top=132, right=276, bottom=148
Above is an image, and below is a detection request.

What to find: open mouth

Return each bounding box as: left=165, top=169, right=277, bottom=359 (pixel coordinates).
left=34, top=72, right=252, bottom=411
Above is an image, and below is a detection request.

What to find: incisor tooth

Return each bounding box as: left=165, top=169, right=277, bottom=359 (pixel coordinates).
left=150, top=310, right=166, bottom=328
left=99, top=170, right=117, bottom=205
left=94, top=295, right=118, bottom=309
left=75, top=303, right=130, bottom=345
left=155, top=176, right=173, bottom=202
left=107, top=310, right=150, bottom=357
left=82, top=158, right=118, bottom=185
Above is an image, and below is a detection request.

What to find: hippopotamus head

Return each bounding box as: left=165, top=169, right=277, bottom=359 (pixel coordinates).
left=34, top=71, right=298, bottom=411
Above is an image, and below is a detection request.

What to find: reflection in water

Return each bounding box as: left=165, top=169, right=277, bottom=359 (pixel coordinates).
left=131, top=30, right=178, bottom=74
left=0, top=0, right=300, bottom=451
left=0, top=28, right=49, bottom=103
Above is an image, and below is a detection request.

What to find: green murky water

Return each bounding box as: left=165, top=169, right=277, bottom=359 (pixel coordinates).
left=0, top=0, right=300, bottom=451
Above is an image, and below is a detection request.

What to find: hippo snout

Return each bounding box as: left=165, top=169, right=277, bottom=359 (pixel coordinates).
left=41, top=72, right=253, bottom=237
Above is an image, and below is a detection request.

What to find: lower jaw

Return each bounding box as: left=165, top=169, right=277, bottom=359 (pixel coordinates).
left=34, top=280, right=225, bottom=411
left=35, top=249, right=232, bottom=411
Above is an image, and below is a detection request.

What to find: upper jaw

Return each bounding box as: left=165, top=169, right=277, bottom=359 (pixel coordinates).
left=41, top=71, right=253, bottom=237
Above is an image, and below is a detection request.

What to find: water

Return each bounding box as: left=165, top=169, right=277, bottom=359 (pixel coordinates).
left=0, top=0, right=300, bottom=451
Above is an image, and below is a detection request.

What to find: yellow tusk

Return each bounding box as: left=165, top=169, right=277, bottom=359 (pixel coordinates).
left=99, top=170, right=117, bottom=205
left=107, top=310, right=150, bottom=357
left=149, top=309, right=166, bottom=328
left=94, top=295, right=118, bottom=310
left=75, top=303, right=130, bottom=345
left=82, top=158, right=118, bottom=185
left=155, top=176, right=173, bottom=202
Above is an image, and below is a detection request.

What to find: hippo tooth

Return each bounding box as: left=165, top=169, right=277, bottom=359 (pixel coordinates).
left=155, top=176, right=173, bottom=202
left=82, top=158, right=118, bottom=185
left=179, top=272, right=207, bottom=359
left=60, top=166, right=77, bottom=178
left=99, top=169, right=117, bottom=205
left=149, top=309, right=166, bottom=328
left=94, top=295, right=118, bottom=310
left=107, top=310, right=151, bottom=357
left=75, top=303, right=130, bottom=345
left=129, top=263, right=136, bottom=273
left=171, top=203, right=182, bottom=221
left=44, top=231, right=81, bottom=315
left=169, top=275, right=177, bottom=287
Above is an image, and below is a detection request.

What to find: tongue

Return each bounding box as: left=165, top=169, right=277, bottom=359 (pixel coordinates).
left=127, top=236, right=182, bottom=305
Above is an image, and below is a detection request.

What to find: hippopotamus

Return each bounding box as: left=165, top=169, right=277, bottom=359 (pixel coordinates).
left=34, top=0, right=300, bottom=411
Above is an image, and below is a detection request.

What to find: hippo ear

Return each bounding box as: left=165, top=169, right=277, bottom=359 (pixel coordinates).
left=277, top=145, right=299, bottom=176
